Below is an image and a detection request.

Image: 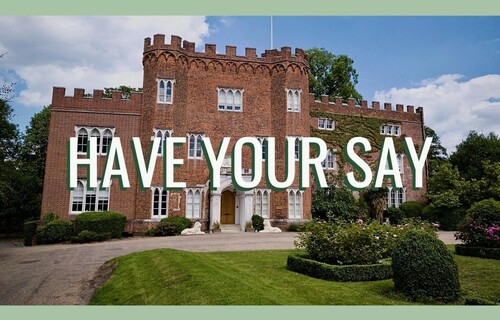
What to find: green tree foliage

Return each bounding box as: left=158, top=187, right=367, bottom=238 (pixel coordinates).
left=425, top=126, right=448, bottom=175
left=0, top=53, right=15, bottom=102
left=103, top=86, right=142, bottom=99
left=311, top=185, right=358, bottom=221
left=306, top=48, right=362, bottom=101
left=450, top=131, right=500, bottom=182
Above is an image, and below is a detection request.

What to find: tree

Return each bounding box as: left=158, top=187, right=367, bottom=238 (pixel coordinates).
left=450, top=131, right=500, bottom=181
left=306, top=48, right=362, bottom=101
left=0, top=53, right=15, bottom=102
left=362, top=187, right=388, bottom=224
left=311, top=185, right=358, bottom=221
left=425, top=126, right=448, bottom=175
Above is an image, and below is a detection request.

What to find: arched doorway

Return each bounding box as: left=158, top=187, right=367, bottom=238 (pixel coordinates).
left=220, top=190, right=235, bottom=224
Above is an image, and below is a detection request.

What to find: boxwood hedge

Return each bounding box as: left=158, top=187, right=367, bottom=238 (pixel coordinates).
left=455, top=244, right=500, bottom=260
left=287, top=254, right=393, bottom=282
left=35, top=219, right=74, bottom=244
left=75, top=211, right=126, bottom=238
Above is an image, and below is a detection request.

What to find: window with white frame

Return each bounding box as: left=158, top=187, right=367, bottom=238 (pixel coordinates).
left=286, top=89, right=301, bottom=112
left=386, top=187, right=405, bottom=208
left=318, top=118, right=334, bottom=130
left=70, top=179, right=109, bottom=214
left=254, top=189, right=270, bottom=218
left=217, top=88, right=243, bottom=112
left=152, top=187, right=168, bottom=218
left=288, top=189, right=302, bottom=219
left=322, top=150, right=336, bottom=170
left=188, top=134, right=204, bottom=159
left=186, top=188, right=202, bottom=218
left=380, top=124, right=401, bottom=136
left=384, top=153, right=404, bottom=174
left=157, top=79, right=174, bottom=104
left=257, top=137, right=268, bottom=160
left=153, top=129, right=172, bottom=155
left=287, top=136, right=301, bottom=161
left=75, top=127, right=115, bottom=155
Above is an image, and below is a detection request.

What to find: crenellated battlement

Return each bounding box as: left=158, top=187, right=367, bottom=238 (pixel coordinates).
left=51, top=87, right=142, bottom=113
left=310, top=93, right=423, bottom=122
left=143, top=34, right=309, bottom=65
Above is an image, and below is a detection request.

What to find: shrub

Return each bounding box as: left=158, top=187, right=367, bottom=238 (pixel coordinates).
left=75, top=211, right=126, bottom=238
left=35, top=219, right=74, bottom=244
left=40, top=212, right=58, bottom=225
left=71, top=230, right=112, bottom=243
left=23, top=220, right=38, bottom=246
left=312, top=186, right=358, bottom=221
left=464, top=198, right=500, bottom=226
left=455, top=244, right=500, bottom=260
left=423, top=205, right=466, bottom=231
left=392, top=230, right=460, bottom=302
left=386, top=207, right=403, bottom=225
left=287, top=223, right=305, bottom=232
left=287, top=254, right=392, bottom=282
left=151, top=216, right=192, bottom=236
left=399, top=201, right=424, bottom=219
left=455, top=199, right=500, bottom=248
left=251, top=215, right=264, bottom=231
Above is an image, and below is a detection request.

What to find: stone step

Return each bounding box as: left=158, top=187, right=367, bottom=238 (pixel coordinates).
left=220, top=224, right=242, bottom=233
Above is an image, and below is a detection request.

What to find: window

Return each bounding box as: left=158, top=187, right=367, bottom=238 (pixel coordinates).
left=286, top=89, right=301, bottom=112
left=157, top=79, right=174, bottom=104
left=153, top=129, right=172, bottom=155
left=257, top=137, right=268, bottom=160
left=188, top=134, right=204, bottom=159
left=255, top=189, right=270, bottom=218
left=380, top=124, right=401, bottom=136
left=152, top=187, right=168, bottom=218
left=288, top=189, right=302, bottom=219
left=322, top=150, right=336, bottom=170
left=70, top=179, right=109, bottom=214
left=384, top=154, right=404, bottom=174
left=75, top=126, right=115, bottom=155
left=387, top=187, right=405, bottom=208
left=186, top=188, right=202, bottom=218
left=217, top=88, right=243, bottom=112
left=318, top=118, right=334, bottom=130
left=287, top=137, right=301, bottom=161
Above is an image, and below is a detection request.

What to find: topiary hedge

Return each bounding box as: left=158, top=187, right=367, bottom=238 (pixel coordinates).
left=287, top=254, right=392, bottom=282
left=75, top=211, right=126, bottom=238
left=23, top=220, right=38, bottom=246
left=71, top=230, right=112, bottom=244
left=392, top=230, right=460, bottom=302
left=399, top=201, right=424, bottom=219
left=149, top=216, right=192, bottom=236
left=251, top=214, right=264, bottom=231
left=35, top=219, right=74, bottom=244
left=455, top=244, right=500, bottom=260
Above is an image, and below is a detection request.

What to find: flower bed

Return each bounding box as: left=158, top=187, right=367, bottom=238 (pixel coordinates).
left=287, top=254, right=392, bottom=282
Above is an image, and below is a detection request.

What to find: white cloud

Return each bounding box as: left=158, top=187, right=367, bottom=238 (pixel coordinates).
left=0, top=16, right=210, bottom=107
left=373, top=74, right=500, bottom=153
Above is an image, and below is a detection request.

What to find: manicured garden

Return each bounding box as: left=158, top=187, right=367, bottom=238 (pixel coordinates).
left=90, top=247, right=499, bottom=305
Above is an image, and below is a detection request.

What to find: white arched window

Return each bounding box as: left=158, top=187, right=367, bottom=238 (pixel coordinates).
left=186, top=188, right=202, bottom=218
left=255, top=189, right=270, bottom=218
left=286, top=89, right=301, bottom=112
left=70, top=179, right=110, bottom=214
left=102, top=129, right=113, bottom=154
left=288, top=189, right=302, bottom=219
left=217, top=88, right=243, bottom=112
left=75, top=126, right=115, bottom=155
left=157, top=79, right=175, bottom=104
left=322, top=150, right=336, bottom=170
left=257, top=137, right=268, bottom=160
left=153, top=129, right=172, bottom=156
left=151, top=187, right=168, bottom=218
left=387, top=187, right=406, bottom=208
left=77, top=128, right=88, bottom=153
left=188, top=134, right=204, bottom=159
left=287, top=137, right=301, bottom=161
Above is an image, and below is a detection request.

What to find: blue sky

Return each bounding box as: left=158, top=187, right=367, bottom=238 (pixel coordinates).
left=0, top=16, right=499, bottom=152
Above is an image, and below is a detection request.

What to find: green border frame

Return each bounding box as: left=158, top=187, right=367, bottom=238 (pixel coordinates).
left=1, top=1, right=499, bottom=318
left=1, top=0, right=500, bottom=15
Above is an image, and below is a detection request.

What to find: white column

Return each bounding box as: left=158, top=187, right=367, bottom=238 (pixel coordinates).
left=241, top=191, right=254, bottom=231
left=210, top=192, right=221, bottom=230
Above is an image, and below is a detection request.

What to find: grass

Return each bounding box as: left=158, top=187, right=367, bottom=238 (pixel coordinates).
left=90, top=248, right=500, bottom=305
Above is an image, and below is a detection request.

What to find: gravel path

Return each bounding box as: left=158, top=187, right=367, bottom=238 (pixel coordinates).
left=0, top=231, right=460, bottom=305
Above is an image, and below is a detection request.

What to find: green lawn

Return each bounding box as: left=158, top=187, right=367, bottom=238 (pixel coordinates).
left=90, top=248, right=500, bottom=305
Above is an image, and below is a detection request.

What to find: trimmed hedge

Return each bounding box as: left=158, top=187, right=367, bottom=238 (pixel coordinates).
left=392, top=230, right=460, bottom=302
left=23, top=220, right=38, bottom=246
left=75, top=211, right=126, bottom=238
left=287, top=254, right=392, bottom=282
left=399, top=201, right=424, bottom=219
left=35, top=219, right=74, bottom=244
left=251, top=215, right=264, bottom=231
left=71, top=230, right=112, bottom=244
left=149, top=216, right=192, bottom=236
left=455, top=244, right=500, bottom=260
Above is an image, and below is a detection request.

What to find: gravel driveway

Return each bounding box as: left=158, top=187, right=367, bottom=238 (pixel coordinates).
left=0, top=231, right=459, bottom=305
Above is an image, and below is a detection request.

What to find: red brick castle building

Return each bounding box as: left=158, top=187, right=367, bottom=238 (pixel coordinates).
left=41, top=34, right=426, bottom=232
